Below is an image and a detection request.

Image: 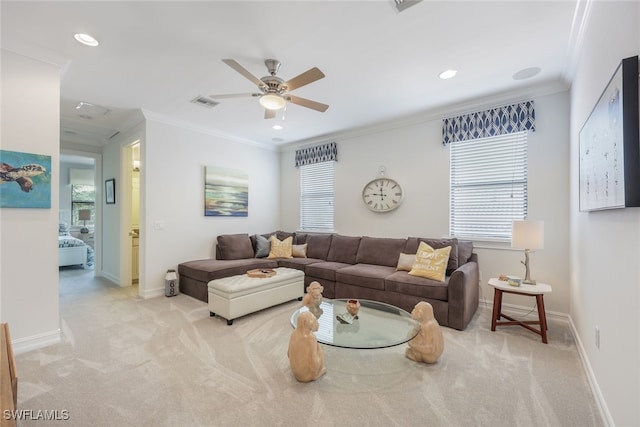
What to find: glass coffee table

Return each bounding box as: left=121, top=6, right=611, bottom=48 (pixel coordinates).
left=290, top=299, right=420, bottom=349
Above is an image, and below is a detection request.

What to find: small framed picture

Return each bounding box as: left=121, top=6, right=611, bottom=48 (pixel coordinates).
left=105, top=179, right=115, bottom=204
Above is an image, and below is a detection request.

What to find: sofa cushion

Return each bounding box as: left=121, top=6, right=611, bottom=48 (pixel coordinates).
left=217, top=234, right=255, bottom=260
left=277, top=257, right=325, bottom=271
left=306, top=261, right=352, bottom=281
left=178, top=258, right=278, bottom=282
left=294, top=233, right=307, bottom=244
left=458, top=240, right=473, bottom=264
left=396, top=253, right=415, bottom=271
left=385, top=271, right=449, bottom=302
left=336, top=264, right=396, bottom=291
left=305, top=234, right=333, bottom=260
left=405, top=237, right=459, bottom=273
left=274, top=230, right=296, bottom=242
left=268, top=236, right=293, bottom=259
left=326, top=235, right=361, bottom=264
left=408, top=242, right=451, bottom=282
left=355, top=236, right=407, bottom=267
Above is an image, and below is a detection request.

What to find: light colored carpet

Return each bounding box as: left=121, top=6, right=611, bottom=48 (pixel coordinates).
left=15, top=268, right=603, bottom=426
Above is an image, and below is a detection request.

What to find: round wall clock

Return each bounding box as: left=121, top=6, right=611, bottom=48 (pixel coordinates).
left=362, top=177, right=404, bottom=212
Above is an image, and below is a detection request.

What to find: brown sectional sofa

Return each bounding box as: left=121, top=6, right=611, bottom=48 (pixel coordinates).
left=178, top=231, right=479, bottom=330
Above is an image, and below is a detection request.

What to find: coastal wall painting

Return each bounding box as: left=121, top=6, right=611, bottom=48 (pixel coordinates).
left=204, top=166, right=248, bottom=217
left=0, top=149, right=52, bottom=208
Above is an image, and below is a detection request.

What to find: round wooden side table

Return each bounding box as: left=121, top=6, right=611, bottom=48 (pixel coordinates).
left=488, top=278, right=552, bottom=343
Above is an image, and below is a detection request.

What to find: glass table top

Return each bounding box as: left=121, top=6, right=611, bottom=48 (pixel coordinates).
left=290, top=299, right=420, bottom=349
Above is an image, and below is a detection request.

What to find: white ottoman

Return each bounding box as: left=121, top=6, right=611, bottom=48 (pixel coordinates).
left=208, top=267, right=304, bottom=325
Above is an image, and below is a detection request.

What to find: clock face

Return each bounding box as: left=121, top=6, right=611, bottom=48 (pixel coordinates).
left=362, top=178, right=404, bottom=212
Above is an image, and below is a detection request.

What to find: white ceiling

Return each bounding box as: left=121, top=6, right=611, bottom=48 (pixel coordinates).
left=1, top=1, right=586, bottom=147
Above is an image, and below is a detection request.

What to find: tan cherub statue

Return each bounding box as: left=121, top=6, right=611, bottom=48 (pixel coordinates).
left=405, top=301, right=444, bottom=364
left=288, top=311, right=326, bottom=382
left=301, top=281, right=324, bottom=318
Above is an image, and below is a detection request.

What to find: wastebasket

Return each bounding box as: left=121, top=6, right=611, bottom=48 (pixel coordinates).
left=165, top=269, right=178, bottom=297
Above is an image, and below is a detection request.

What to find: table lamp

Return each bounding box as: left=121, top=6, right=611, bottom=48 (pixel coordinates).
left=79, top=209, right=91, bottom=234
left=511, top=220, right=544, bottom=285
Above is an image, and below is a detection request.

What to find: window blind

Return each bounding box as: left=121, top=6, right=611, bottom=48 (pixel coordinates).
left=450, top=131, right=528, bottom=240
left=300, top=161, right=334, bottom=232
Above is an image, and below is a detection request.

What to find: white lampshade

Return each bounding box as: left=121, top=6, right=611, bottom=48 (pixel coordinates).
left=259, top=93, right=286, bottom=110
left=511, top=220, right=544, bottom=250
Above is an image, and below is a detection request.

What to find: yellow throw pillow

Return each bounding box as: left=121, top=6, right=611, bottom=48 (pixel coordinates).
left=268, top=236, right=293, bottom=259
left=408, top=242, right=451, bottom=282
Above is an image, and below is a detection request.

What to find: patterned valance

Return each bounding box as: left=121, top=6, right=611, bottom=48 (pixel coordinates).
left=295, top=142, right=338, bottom=167
left=442, top=101, right=535, bottom=145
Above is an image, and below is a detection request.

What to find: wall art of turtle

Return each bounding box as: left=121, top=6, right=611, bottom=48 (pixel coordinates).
left=0, top=149, right=52, bottom=208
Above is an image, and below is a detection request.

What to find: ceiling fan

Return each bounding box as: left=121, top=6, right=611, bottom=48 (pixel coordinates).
left=210, top=59, right=329, bottom=119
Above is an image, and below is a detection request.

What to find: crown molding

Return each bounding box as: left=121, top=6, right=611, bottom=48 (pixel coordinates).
left=280, top=78, right=569, bottom=152
left=141, top=110, right=278, bottom=152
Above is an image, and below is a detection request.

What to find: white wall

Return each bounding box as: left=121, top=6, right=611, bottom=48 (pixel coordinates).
left=101, top=135, right=124, bottom=284
left=281, top=89, right=571, bottom=314
left=135, top=117, right=281, bottom=297
left=570, top=2, right=640, bottom=425
left=0, top=50, right=61, bottom=349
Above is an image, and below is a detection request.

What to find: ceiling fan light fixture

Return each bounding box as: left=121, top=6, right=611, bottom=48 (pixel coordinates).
left=259, top=94, right=286, bottom=110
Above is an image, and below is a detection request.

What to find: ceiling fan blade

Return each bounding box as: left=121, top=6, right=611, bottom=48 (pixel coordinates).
left=264, top=109, right=276, bottom=119
left=282, top=67, right=325, bottom=91
left=209, top=93, right=260, bottom=99
left=285, top=95, right=329, bottom=112
left=222, top=59, right=267, bottom=90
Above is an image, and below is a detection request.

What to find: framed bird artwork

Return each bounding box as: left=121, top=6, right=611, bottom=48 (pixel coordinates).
left=0, top=149, right=51, bottom=208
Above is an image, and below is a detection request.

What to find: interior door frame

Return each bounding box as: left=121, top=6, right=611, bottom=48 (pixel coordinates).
left=119, top=136, right=143, bottom=295
left=60, top=148, right=103, bottom=274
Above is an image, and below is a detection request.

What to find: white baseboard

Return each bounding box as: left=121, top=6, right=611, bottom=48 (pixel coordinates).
left=141, top=286, right=165, bottom=299
left=479, top=296, right=613, bottom=426
left=100, top=271, right=120, bottom=286
left=12, top=329, right=61, bottom=355
left=478, top=297, right=569, bottom=322
left=568, top=317, right=614, bottom=427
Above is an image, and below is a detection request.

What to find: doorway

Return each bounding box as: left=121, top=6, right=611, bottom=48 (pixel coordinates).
left=120, top=138, right=143, bottom=295
left=60, top=150, right=102, bottom=275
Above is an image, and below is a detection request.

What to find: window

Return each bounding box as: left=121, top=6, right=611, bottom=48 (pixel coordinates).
left=299, top=161, right=335, bottom=232
left=449, top=131, right=528, bottom=241
left=72, top=184, right=95, bottom=227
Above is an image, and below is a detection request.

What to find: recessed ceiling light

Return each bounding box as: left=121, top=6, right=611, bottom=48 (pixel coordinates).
left=513, top=67, right=541, bottom=80
left=439, top=69, right=458, bottom=80
left=74, top=33, right=99, bottom=47
left=272, top=125, right=283, bottom=130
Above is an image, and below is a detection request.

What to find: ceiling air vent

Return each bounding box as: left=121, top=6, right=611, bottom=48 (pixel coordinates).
left=191, top=96, right=219, bottom=109
left=394, top=0, right=422, bottom=12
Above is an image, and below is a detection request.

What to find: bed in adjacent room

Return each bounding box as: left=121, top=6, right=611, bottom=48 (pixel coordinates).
left=58, top=223, right=94, bottom=268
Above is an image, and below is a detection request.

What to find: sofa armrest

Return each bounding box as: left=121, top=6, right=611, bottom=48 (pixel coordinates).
left=447, top=259, right=479, bottom=330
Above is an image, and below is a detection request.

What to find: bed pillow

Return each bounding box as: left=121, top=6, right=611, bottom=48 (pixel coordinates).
left=59, top=222, right=70, bottom=236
